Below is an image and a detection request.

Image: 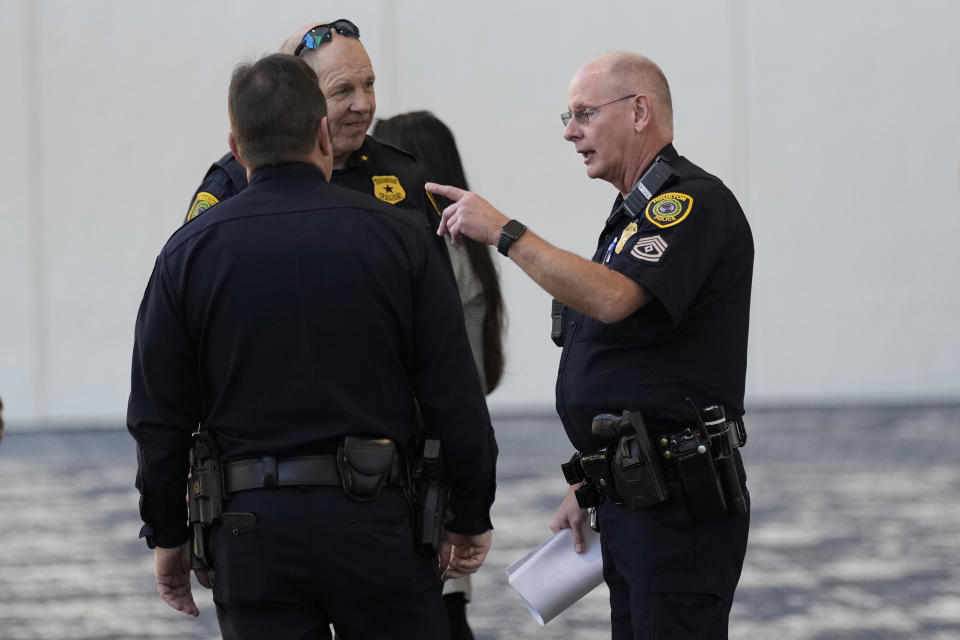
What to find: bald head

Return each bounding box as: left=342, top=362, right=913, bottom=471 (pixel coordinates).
left=564, top=52, right=674, bottom=193
left=579, top=52, right=673, bottom=137
left=278, top=22, right=376, bottom=168
left=279, top=23, right=316, bottom=56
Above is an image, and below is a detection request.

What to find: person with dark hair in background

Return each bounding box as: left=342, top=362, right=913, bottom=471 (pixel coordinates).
left=374, top=111, right=505, bottom=640
left=128, top=54, right=497, bottom=639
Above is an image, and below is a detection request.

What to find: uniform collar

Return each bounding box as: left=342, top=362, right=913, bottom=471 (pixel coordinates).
left=249, top=162, right=328, bottom=185
left=604, top=143, right=679, bottom=229
left=656, top=142, right=679, bottom=163
left=609, top=193, right=625, bottom=219
left=340, top=136, right=375, bottom=170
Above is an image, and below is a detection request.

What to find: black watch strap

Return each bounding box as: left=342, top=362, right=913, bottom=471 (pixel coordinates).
left=498, top=219, right=527, bottom=256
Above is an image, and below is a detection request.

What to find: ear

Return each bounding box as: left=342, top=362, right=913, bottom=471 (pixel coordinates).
left=633, top=95, right=651, bottom=132
left=317, top=116, right=333, bottom=158
left=227, top=132, right=246, bottom=168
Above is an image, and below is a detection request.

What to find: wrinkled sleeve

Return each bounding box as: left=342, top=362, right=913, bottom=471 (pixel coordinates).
left=126, top=253, right=200, bottom=547
left=410, top=231, right=498, bottom=535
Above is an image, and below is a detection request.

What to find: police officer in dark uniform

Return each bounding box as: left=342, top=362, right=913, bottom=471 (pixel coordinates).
left=184, top=19, right=444, bottom=246
left=128, top=54, right=497, bottom=640
left=427, top=52, right=752, bottom=639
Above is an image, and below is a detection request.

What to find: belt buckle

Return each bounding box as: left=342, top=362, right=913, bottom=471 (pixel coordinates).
left=261, top=456, right=278, bottom=487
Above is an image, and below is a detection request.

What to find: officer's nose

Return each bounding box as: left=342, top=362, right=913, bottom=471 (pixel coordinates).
left=351, top=93, right=374, bottom=114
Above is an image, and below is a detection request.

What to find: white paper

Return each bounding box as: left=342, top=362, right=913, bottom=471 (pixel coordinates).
left=505, top=527, right=604, bottom=625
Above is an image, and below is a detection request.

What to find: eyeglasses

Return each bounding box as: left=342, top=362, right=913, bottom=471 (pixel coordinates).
left=561, top=94, right=636, bottom=127
left=294, top=19, right=361, bottom=56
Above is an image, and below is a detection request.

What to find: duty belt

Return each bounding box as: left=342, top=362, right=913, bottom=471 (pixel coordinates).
left=223, top=454, right=406, bottom=494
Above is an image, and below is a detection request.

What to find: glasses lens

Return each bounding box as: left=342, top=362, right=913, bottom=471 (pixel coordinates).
left=331, top=19, right=360, bottom=38
left=295, top=20, right=360, bottom=55
left=304, top=26, right=333, bottom=50
left=561, top=112, right=572, bottom=126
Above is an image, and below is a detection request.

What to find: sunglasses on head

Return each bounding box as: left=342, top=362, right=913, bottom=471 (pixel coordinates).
left=294, top=19, right=361, bottom=56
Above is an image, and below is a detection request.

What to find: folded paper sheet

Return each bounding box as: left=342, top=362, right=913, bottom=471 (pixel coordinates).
left=505, top=527, right=604, bottom=625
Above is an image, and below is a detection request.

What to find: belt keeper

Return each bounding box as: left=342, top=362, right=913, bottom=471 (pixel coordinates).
left=261, top=456, right=278, bottom=488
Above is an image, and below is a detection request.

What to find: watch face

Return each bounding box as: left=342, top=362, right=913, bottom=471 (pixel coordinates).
left=499, top=220, right=527, bottom=256
left=503, top=219, right=526, bottom=239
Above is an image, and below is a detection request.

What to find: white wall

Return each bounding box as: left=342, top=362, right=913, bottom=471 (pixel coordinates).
left=1, top=0, right=958, bottom=426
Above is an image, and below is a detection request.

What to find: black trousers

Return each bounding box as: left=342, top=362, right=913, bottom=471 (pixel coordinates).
left=599, top=463, right=750, bottom=640
left=210, top=486, right=449, bottom=640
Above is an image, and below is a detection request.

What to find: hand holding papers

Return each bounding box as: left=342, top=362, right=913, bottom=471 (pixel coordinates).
left=505, top=527, right=604, bottom=625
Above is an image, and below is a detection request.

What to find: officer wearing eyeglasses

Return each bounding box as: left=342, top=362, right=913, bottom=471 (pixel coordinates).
left=130, top=54, right=497, bottom=639
left=185, top=20, right=444, bottom=247
left=427, top=52, right=753, bottom=639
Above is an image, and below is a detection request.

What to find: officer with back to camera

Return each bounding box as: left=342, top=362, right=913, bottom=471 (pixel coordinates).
left=427, top=51, right=753, bottom=639
left=185, top=19, right=444, bottom=244
left=128, top=53, right=496, bottom=640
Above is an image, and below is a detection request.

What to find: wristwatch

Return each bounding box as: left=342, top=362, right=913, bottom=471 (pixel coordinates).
left=497, top=219, right=527, bottom=256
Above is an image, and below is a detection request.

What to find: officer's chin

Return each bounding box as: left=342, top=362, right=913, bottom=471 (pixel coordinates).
left=337, top=129, right=367, bottom=153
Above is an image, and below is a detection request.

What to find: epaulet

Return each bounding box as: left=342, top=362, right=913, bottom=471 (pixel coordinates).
left=365, top=135, right=424, bottom=166
left=215, top=152, right=248, bottom=189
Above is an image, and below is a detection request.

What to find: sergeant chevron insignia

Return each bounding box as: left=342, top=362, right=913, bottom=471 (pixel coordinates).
left=630, top=235, right=669, bottom=263
left=372, top=175, right=406, bottom=204
left=645, top=192, right=693, bottom=228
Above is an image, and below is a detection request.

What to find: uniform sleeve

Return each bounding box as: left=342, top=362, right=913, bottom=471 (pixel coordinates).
left=410, top=232, right=498, bottom=535
left=126, top=254, right=201, bottom=547
left=184, top=161, right=243, bottom=224
left=609, top=185, right=740, bottom=325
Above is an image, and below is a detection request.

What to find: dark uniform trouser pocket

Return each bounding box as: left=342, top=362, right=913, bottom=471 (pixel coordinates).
left=210, top=513, right=267, bottom=604
left=647, top=573, right=730, bottom=640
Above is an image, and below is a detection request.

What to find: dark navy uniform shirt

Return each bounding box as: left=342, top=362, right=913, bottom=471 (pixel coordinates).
left=129, top=163, right=497, bottom=547
left=186, top=135, right=443, bottom=232
left=556, top=144, right=754, bottom=452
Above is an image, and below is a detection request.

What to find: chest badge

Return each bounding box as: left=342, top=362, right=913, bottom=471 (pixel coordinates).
left=372, top=175, right=406, bottom=204
left=615, top=222, right=638, bottom=254
left=186, top=191, right=219, bottom=221
left=630, top=235, right=669, bottom=263
left=644, top=192, right=693, bottom=228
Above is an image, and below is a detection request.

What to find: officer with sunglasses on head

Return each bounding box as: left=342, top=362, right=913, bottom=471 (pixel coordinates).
left=185, top=20, right=446, bottom=256
left=427, top=52, right=753, bottom=639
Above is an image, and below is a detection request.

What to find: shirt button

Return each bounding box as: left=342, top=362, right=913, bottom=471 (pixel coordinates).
left=569, top=321, right=575, bottom=327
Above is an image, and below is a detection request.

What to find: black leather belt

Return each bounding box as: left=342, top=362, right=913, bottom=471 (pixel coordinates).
left=223, top=454, right=407, bottom=494
left=223, top=455, right=341, bottom=493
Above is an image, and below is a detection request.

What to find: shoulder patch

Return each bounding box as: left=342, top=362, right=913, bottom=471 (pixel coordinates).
left=644, top=192, right=693, bottom=229
left=630, top=235, right=669, bottom=263
left=372, top=175, right=406, bottom=204
left=186, top=192, right=219, bottom=221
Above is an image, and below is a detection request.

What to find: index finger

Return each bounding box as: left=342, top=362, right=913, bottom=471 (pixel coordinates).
left=425, top=182, right=467, bottom=201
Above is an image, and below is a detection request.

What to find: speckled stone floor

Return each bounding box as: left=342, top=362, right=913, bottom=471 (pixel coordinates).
left=1, top=405, right=958, bottom=639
